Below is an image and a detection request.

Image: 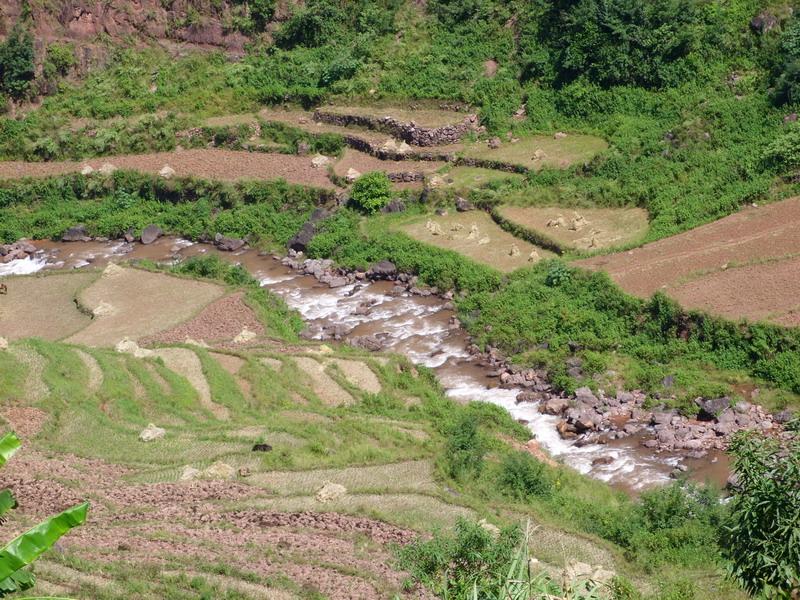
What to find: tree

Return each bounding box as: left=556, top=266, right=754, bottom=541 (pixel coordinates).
left=349, top=171, right=392, bottom=214
left=0, top=24, right=35, bottom=100
left=722, top=431, right=800, bottom=598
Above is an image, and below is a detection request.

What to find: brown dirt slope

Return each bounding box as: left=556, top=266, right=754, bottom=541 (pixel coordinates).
left=577, top=197, right=800, bottom=324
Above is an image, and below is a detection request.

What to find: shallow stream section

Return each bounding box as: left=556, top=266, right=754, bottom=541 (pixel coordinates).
left=2, top=238, right=730, bottom=491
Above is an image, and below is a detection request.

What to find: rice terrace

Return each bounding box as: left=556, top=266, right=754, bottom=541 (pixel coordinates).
left=0, top=1, right=798, bottom=599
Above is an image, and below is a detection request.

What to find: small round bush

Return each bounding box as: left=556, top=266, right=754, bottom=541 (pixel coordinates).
left=349, top=171, right=392, bottom=214
left=498, top=451, right=552, bottom=499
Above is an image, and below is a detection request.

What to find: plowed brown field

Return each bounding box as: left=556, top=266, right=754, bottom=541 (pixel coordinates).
left=0, top=149, right=337, bottom=188
left=577, top=197, right=800, bottom=324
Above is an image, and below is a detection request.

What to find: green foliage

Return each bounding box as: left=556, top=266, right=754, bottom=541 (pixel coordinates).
left=723, top=432, right=800, bottom=597
left=773, top=17, right=800, bottom=106
left=397, top=519, right=522, bottom=599
left=349, top=171, right=393, bottom=214
left=762, top=124, right=800, bottom=171
left=43, top=42, right=76, bottom=79
left=0, top=24, right=34, bottom=99
left=497, top=451, right=553, bottom=499
left=444, top=413, right=486, bottom=480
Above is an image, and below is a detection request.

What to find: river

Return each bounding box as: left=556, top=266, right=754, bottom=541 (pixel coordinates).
left=1, top=238, right=731, bottom=491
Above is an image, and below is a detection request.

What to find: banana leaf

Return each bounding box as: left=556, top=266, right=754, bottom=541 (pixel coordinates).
left=0, top=434, right=21, bottom=468
left=0, top=491, right=16, bottom=518
left=0, top=502, right=89, bottom=583
left=0, top=568, right=34, bottom=596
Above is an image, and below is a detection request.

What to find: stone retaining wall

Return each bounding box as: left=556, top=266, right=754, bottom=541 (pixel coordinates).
left=314, top=110, right=478, bottom=147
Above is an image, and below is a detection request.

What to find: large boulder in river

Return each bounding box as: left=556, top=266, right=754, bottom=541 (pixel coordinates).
left=288, top=222, right=316, bottom=253
left=214, top=233, right=246, bottom=252
left=287, top=208, right=330, bottom=253
left=62, top=224, right=91, bottom=242
left=367, top=260, right=397, bottom=280
left=140, top=224, right=163, bottom=245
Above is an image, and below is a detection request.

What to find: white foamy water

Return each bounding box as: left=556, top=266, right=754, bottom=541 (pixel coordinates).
left=0, top=255, right=49, bottom=277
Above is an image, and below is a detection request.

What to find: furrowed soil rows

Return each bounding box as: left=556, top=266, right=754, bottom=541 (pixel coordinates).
left=577, top=197, right=800, bottom=324
left=0, top=149, right=338, bottom=188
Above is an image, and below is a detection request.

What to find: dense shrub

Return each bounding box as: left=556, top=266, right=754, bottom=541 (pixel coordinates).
left=0, top=24, right=35, bottom=99
left=349, top=171, right=392, bottom=214
left=397, top=518, right=522, bottom=599
left=723, top=432, right=800, bottom=597
left=444, top=413, right=486, bottom=481
left=497, top=451, right=553, bottom=499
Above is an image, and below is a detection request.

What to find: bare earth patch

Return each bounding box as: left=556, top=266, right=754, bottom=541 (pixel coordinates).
left=329, top=358, right=382, bottom=394
left=577, top=197, right=800, bottom=324
left=66, top=267, right=224, bottom=347
left=397, top=211, right=554, bottom=272
left=292, top=356, right=354, bottom=406
left=0, top=149, right=337, bottom=189
left=0, top=272, right=96, bottom=341
left=498, top=205, right=649, bottom=250
left=141, top=292, right=264, bottom=346
left=1, top=406, right=48, bottom=439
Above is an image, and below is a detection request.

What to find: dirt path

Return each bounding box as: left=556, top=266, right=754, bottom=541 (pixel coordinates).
left=0, top=149, right=338, bottom=189
left=577, top=197, right=800, bottom=324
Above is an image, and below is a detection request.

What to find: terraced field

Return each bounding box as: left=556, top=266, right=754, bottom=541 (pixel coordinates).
left=397, top=211, right=556, bottom=271
left=0, top=265, right=624, bottom=598
left=497, top=206, right=650, bottom=251
left=0, top=149, right=338, bottom=189
left=577, top=196, right=800, bottom=324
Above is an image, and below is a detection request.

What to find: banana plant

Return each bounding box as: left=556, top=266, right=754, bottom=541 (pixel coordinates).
left=0, top=432, right=88, bottom=598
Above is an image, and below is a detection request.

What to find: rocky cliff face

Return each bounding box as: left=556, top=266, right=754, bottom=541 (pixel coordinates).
left=0, top=0, right=291, bottom=52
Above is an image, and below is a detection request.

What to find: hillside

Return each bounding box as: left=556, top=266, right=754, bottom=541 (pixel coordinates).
left=0, top=1, right=799, bottom=599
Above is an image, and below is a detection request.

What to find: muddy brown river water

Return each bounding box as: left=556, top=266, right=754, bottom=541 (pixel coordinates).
left=1, top=238, right=731, bottom=492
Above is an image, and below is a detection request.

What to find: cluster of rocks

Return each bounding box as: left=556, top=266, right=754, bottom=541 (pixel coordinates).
left=279, top=253, right=455, bottom=348
left=531, top=383, right=786, bottom=458
left=465, top=343, right=790, bottom=459
left=313, top=110, right=479, bottom=146
left=0, top=239, right=37, bottom=264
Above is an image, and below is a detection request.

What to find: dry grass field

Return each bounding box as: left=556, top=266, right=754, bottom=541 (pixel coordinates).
left=397, top=211, right=555, bottom=272
left=498, top=205, right=650, bottom=251
left=66, top=266, right=225, bottom=347
left=461, top=133, right=608, bottom=171
left=0, top=272, right=97, bottom=341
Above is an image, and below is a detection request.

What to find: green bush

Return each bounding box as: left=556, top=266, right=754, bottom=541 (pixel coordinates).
left=0, top=24, right=34, bottom=99
left=497, top=451, right=553, bottom=499
left=444, top=413, right=486, bottom=481
left=723, top=432, right=800, bottom=597
left=397, top=518, right=522, bottom=599
left=349, top=171, right=393, bottom=214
